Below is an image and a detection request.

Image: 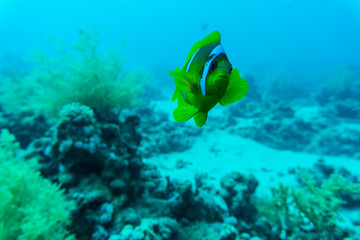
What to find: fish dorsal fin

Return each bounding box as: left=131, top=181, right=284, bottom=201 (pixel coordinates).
left=184, top=31, right=221, bottom=68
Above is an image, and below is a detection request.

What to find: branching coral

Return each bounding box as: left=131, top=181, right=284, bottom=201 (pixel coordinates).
left=0, top=27, right=147, bottom=119
left=258, top=171, right=360, bottom=240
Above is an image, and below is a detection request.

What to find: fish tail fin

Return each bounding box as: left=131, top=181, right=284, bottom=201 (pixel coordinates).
left=219, top=68, right=249, bottom=106
left=194, top=111, right=208, bottom=127
left=173, top=104, right=198, bottom=123
left=168, top=68, right=196, bottom=93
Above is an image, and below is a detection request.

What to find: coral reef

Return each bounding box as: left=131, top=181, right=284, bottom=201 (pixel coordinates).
left=112, top=217, right=178, bottom=240
left=225, top=66, right=360, bottom=159
left=220, top=172, right=258, bottom=223
left=228, top=99, right=360, bottom=158
left=317, top=66, right=359, bottom=106
left=130, top=105, right=202, bottom=157
left=177, top=222, right=222, bottom=240
left=22, top=102, right=264, bottom=239
left=0, top=108, right=49, bottom=148
left=261, top=72, right=309, bottom=101
left=168, top=179, right=229, bottom=222
left=257, top=169, right=360, bottom=240
left=1, top=24, right=359, bottom=240
left=317, top=66, right=360, bottom=121
left=25, top=103, right=144, bottom=239
left=2, top=84, right=359, bottom=240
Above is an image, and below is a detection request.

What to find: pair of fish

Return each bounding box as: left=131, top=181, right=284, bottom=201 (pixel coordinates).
left=168, top=31, right=249, bottom=127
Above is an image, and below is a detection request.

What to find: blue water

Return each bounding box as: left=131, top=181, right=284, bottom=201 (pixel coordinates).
left=1, top=0, right=359, bottom=89
left=1, top=1, right=360, bottom=239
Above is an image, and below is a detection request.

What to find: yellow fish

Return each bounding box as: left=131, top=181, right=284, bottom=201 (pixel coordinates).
left=168, top=31, right=249, bottom=127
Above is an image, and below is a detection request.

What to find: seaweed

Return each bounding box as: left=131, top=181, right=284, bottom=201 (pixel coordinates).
left=0, top=27, right=147, bottom=119
left=0, top=129, right=75, bottom=240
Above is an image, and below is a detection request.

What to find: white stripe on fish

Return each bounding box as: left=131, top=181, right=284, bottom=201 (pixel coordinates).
left=200, top=44, right=225, bottom=95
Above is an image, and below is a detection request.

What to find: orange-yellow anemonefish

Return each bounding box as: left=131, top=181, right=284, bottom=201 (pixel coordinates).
left=168, top=31, right=249, bottom=127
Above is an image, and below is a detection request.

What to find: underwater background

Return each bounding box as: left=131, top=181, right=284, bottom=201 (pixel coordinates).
left=0, top=0, right=360, bottom=239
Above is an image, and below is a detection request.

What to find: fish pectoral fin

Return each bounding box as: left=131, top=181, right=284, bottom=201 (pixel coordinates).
left=173, top=104, right=198, bottom=122
left=219, top=68, right=249, bottom=106
left=177, top=92, right=192, bottom=107
left=168, top=68, right=196, bottom=93
left=172, top=88, right=182, bottom=102
left=194, top=111, right=208, bottom=127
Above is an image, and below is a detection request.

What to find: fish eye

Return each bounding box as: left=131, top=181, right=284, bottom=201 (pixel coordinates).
left=210, top=61, right=217, bottom=71
left=230, top=67, right=233, bottom=73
